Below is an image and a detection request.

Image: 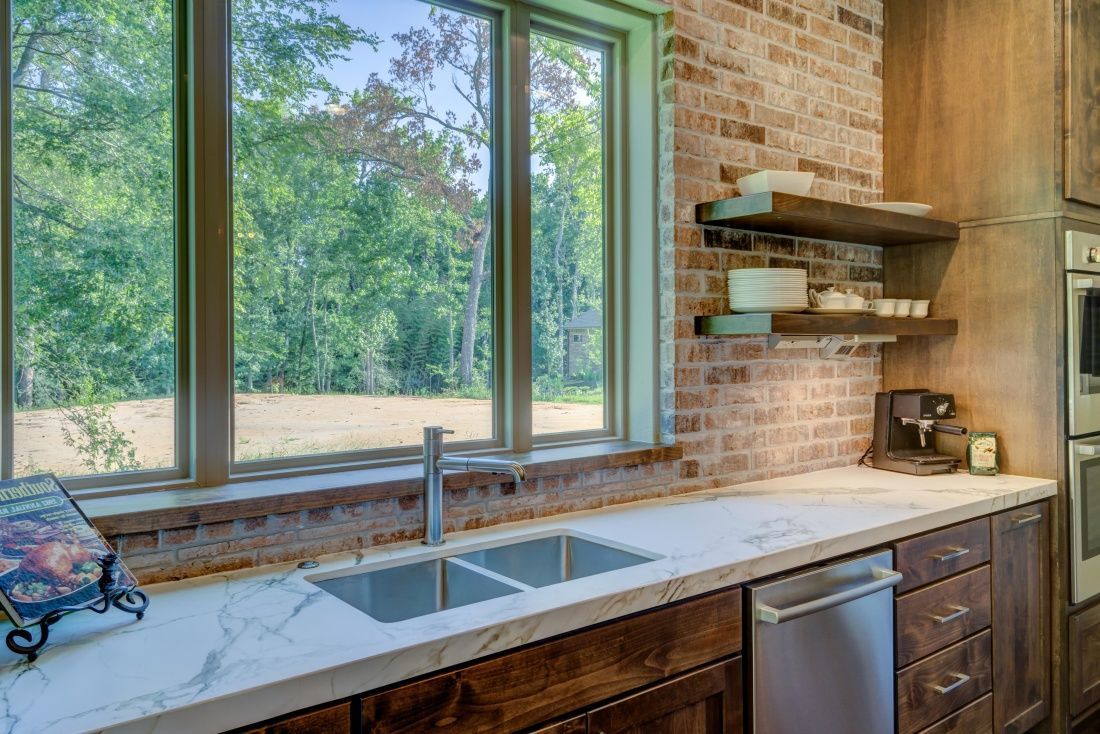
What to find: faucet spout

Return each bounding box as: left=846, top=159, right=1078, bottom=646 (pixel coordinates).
left=421, top=425, right=527, bottom=547
left=436, top=456, right=526, bottom=483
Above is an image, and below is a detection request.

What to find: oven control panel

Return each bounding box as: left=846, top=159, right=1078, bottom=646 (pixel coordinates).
left=1067, top=230, right=1100, bottom=273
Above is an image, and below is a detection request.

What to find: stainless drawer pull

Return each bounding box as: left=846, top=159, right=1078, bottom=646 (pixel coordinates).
left=930, top=547, right=970, bottom=562
left=1010, top=513, right=1042, bottom=528
left=932, top=672, right=971, bottom=695
left=931, top=605, right=970, bottom=624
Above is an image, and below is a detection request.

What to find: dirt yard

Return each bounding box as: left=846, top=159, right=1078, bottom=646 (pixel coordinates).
left=13, top=394, right=604, bottom=476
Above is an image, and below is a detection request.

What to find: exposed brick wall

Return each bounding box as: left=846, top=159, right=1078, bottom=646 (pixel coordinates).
left=657, top=0, right=884, bottom=489
left=109, top=0, right=886, bottom=584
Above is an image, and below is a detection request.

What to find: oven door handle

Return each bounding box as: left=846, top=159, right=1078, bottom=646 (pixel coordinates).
left=1075, top=278, right=1098, bottom=291
left=1078, top=445, right=1100, bottom=456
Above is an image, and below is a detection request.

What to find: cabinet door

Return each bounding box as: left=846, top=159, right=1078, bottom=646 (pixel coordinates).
left=532, top=717, right=587, bottom=734
left=991, top=503, right=1050, bottom=733
left=238, top=701, right=351, bottom=734
left=916, top=693, right=992, bottom=734
left=360, top=589, right=741, bottom=733
left=586, top=658, right=741, bottom=734
left=1066, top=0, right=1100, bottom=207
left=1070, top=601, right=1100, bottom=717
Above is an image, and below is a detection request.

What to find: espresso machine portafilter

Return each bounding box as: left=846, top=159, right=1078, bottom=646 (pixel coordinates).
left=871, top=390, right=968, bottom=475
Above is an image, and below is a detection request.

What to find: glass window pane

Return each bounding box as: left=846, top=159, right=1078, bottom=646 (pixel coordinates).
left=12, top=0, right=178, bottom=476
left=231, top=0, right=494, bottom=462
left=530, top=33, right=606, bottom=435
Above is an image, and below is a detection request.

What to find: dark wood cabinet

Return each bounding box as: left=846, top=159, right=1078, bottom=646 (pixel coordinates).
left=235, top=702, right=352, bottom=734
left=360, top=588, right=741, bottom=733
left=532, top=717, right=588, bottom=734
left=893, top=503, right=1050, bottom=734
left=990, top=503, right=1050, bottom=734
left=916, top=694, right=993, bottom=734
left=1069, top=598, right=1100, bottom=717
left=522, top=658, right=742, bottom=734
left=586, top=659, right=741, bottom=734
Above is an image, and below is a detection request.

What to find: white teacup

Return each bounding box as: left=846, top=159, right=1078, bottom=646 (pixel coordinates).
left=844, top=289, right=866, bottom=309
left=910, top=300, right=930, bottom=318
left=894, top=298, right=912, bottom=318
left=873, top=298, right=896, bottom=317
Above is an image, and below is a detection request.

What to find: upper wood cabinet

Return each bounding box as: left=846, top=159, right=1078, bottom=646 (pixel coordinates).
left=1066, top=0, right=1100, bottom=207
left=884, top=0, right=1060, bottom=221
left=886, top=0, right=1100, bottom=220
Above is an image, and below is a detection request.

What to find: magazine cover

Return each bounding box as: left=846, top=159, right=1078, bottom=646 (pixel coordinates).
left=0, top=474, right=134, bottom=627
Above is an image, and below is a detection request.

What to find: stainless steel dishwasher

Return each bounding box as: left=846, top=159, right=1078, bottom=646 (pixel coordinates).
left=746, top=549, right=902, bottom=734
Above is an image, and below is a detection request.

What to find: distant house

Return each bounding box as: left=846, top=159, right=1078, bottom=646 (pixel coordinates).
left=564, top=309, right=602, bottom=381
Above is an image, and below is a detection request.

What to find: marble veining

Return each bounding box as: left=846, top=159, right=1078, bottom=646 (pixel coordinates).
left=0, top=465, right=1056, bottom=734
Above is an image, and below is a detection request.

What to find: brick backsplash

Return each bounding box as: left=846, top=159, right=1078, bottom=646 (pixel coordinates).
left=115, top=464, right=680, bottom=584
left=110, top=0, right=885, bottom=584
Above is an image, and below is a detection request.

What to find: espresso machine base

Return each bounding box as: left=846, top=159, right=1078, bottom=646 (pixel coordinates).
left=871, top=390, right=968, bottom=475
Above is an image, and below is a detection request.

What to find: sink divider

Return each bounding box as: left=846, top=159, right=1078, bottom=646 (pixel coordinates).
left=446, top=557, right=537, bottom=593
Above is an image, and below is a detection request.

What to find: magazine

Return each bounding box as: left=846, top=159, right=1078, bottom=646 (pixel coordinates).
left=0, top=474, right=134, bottom=627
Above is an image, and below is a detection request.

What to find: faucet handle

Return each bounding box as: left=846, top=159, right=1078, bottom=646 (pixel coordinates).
left=424, top=426, right=456, bottom=441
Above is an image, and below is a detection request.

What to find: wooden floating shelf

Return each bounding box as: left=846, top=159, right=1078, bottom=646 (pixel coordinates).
left=696, top=192, right=959, bottom=246
left=695, top=313, right=959, bottom=337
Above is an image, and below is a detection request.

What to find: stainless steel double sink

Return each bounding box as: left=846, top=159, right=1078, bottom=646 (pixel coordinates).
left=307, top=532, right=661, bottom=623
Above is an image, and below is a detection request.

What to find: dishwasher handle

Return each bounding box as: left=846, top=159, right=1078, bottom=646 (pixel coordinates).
left=756, top=567, right=903, bottom=624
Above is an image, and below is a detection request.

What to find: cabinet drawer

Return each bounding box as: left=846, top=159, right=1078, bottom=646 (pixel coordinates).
left=916, top=693, right=992, bottom=734
left=897, top=630, right=993, bottom=734
left=896, top=565, right=991, bottom=666
left=894, top=518, right=990, bottom=592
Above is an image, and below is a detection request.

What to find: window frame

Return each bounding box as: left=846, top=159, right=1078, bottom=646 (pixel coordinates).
left=0, top=0, right=192, bottom=490
left=527, top=18, right=618, bottom=445
left=0, top=0, right=660, bottom=496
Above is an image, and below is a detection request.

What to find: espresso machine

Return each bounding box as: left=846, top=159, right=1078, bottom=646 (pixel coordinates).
left=871, top=389, right=969, bottom=475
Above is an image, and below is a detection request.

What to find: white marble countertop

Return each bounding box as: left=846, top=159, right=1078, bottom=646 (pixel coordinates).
left=0, top=466, right=1056, bottom=734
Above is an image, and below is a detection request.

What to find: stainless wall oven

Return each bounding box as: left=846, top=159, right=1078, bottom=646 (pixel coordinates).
left=1067, top=230, right=1100, bottom=602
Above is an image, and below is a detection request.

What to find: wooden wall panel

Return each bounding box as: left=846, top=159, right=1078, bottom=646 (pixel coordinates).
left=883, top=219, right=1061, bottom=478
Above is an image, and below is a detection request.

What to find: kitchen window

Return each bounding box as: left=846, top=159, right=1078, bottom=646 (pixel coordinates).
left=0, top=0, right=659, bottom=493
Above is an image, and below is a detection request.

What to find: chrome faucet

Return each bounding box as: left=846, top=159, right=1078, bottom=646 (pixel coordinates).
left=422, top=426, right=526, bottom=546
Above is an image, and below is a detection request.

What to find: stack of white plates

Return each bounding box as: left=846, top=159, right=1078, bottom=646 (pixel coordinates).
left=727, top=268, right=809, bottom=313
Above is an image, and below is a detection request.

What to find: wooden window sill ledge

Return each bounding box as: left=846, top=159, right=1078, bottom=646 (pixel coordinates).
left=82, top=441, right=683, bottom=536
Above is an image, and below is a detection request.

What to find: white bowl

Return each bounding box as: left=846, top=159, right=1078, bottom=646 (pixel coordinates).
left=861, top=202, right=933, bottom=217
left=737, top=170, right=815, bottom=196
